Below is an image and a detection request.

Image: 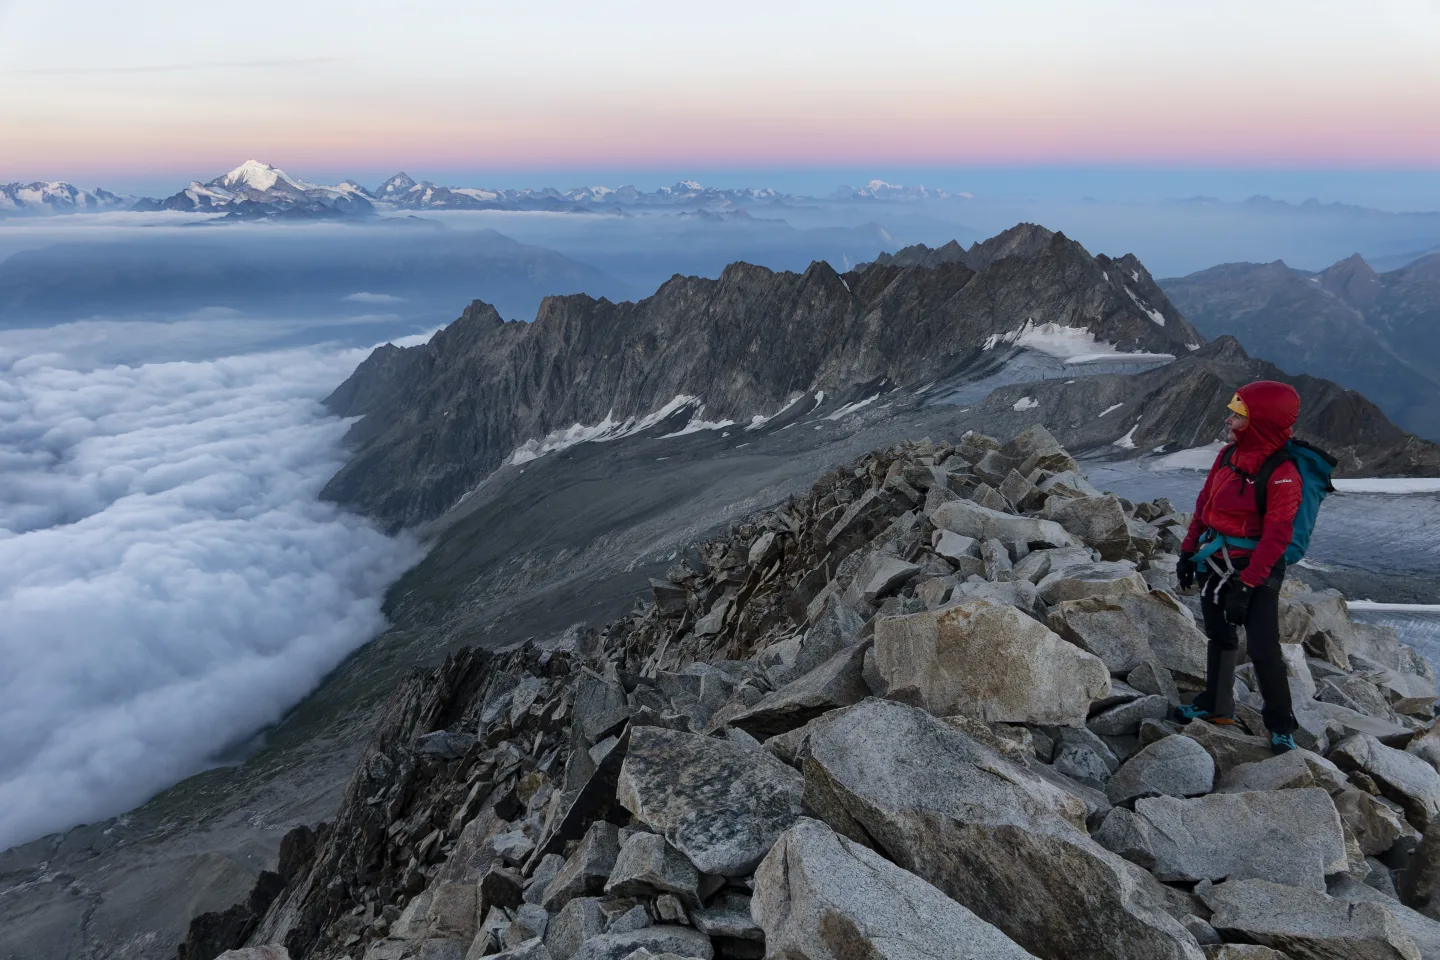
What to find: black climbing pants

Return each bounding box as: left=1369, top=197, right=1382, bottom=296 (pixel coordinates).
left=1194, top=576, right=1297, bottom=736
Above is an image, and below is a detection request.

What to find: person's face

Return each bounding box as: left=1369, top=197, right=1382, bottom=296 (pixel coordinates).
left=1226, top=411, right=1249, bottom=442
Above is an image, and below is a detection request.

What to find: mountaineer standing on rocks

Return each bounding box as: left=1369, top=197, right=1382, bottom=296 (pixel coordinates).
left=1173, top=380, right=1337, bottom=754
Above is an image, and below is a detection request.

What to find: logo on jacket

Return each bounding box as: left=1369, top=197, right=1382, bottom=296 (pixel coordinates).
left=1272, top=478, right=1294, bottom=484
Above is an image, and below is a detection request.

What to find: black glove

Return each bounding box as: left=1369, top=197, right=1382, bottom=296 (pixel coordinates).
left=1177, top=551, right=1196, bottom=590
left=1224, top=581, right=1255, bottom=626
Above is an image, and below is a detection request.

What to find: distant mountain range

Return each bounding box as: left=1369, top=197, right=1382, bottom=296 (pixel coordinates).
left=1161, top=252, right=1440, bottom=439
left=0, top=181, right=132, bottom=215
left=0, top=163, right=958, bottom=222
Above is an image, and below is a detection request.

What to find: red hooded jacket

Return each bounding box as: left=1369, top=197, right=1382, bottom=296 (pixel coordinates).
left=1181, top=381, right=1303, bottom=587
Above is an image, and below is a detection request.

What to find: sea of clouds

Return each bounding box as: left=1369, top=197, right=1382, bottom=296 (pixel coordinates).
left=0, top=325, right=424, bottom=851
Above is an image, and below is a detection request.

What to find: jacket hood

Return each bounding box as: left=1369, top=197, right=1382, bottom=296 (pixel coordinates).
left=1233, top=380, right=1299, bottom=463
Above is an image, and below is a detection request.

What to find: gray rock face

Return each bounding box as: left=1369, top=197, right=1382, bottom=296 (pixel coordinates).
left=1332, top=735, right=1440, bottom=830
left=1202, top=946, right=1288, bottom=959
left=688, top=892, right=761, bottom=941
left=1045, top=495, right=1132, bottom=561
left=793, top=595, right=864, bottom=679
left=1105, top=736, right=1215, bottom=805
left=1203, top=878, right=1420, bottom=960
left=1048, top=591, right=1208, bottom=680
left=215, top=950, right=290, bottom=960
left=930, top=499, right=1077, bottom=549
left=933, top=530, right=981, bottom=563
left=1177, top=721, right=1276, bottom=774
left=1037, top=563, right=1149, bottom=606
left=727, top=641, right=871, bottom=739
left=874, top=600, right=1110, bottom=725
left=568, top=926, right=714, bottom=960
left=542, top=822, right=621, bottom=911
left=616, top=726, right=804, bottom=876
left=847, top=553, right=921, bottom=604
left=803, top=698, right=1204, bottom=960
left=1089, top=695, right=1173, bottom=737
left=753, top=818, right=1039, bottom=960
left=486, top=938, right=552, bottom=960
left=544, top=898, right=606, bottom=960
left=1095, top=788, right=1346, bottom=889
left=603, top=833, right=699, bottom=903
left=1215, top=750, right=1350, bottom=796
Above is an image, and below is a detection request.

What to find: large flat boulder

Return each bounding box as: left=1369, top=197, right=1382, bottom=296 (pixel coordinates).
left=1215, top=750, right=1350, bottom=796
left=1105, top=735, right=1215, bottom=805
left=1045, top=495, right=1132, bottom=560
left=1048, top=591, right=1208, bottom=680
left=1037, top=563, right=1149, bottom=606
left=753, top=817, right=1039, bottom=960
left=616, top=726, right=804, bottom=876
left=1095, top=788, right=1346, bottom=889
left=874, top=600, right=1110, bottom=726
left=1177, top=721, right=1276, bottom=774
left=803, top=698, right=1204, bottom=960
left=930, top=498, right=1078, bottom=548
left=1203, top=878, right=1420, bottom=960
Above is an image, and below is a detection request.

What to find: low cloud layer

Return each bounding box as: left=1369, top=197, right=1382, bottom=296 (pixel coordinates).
left=0, top=334, right=422, bottom=851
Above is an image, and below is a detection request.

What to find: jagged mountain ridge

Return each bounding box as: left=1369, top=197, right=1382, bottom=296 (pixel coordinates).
left=1160, top=252, right=1440, bottom=439
left=321, top=225, right=1205, bottom=530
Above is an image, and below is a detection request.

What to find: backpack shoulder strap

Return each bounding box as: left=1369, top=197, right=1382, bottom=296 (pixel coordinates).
left=1218, top=444, right=1242, bottom=473
left=1254, top=446, right=1297, bottom=516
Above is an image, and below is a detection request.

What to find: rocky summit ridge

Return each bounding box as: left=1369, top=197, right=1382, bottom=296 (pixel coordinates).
left=197, top=425, right=1440, bottom=960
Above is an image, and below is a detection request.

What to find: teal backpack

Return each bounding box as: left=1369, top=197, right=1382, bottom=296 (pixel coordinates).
left=1193, top=438, right=1338, bottom=568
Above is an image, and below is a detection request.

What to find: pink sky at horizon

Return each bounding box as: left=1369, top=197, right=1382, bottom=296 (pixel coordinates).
left=3, top=0, right=1439, bottom=183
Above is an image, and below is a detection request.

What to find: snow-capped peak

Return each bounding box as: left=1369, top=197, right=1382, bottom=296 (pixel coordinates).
left=376, top=172, right=418, bottom=197
left=211, top=160, right=317, bottom=195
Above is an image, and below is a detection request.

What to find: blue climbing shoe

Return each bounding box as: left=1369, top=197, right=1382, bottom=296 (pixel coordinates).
left=1172, top=703, right=1235, bottom=726
left=1270, top=732, right=1298, bottom=754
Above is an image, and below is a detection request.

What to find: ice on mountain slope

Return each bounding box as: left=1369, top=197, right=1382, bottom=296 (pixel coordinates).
left=1333, top=478, right=1440, bottom=493
left=1150, top=445, right=1440, bottom=492
left=505, top=394, right=709, bottom=465
left=1124, top=286, right=1168, bottom=326
left=824, top=394, right=881, bottom=420
left=982, top=319, right=1175, bottom=364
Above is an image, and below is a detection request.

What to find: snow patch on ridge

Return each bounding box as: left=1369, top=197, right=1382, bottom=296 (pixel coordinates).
left=1012, top=397, right=1039, bottom=411
left=1112, top=423, right=1140, bottom=449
